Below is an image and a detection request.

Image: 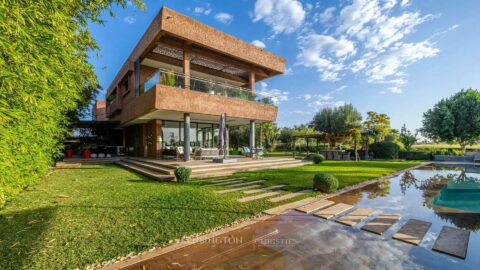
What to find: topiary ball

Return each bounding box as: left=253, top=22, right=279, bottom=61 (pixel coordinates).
left=174, top=166, right=192, bottom=183
left=313, top=173, right=339, bottom=193
left=312, top=154, right=325, bottom=164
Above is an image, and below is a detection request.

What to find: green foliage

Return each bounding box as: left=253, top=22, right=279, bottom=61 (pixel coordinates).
left=313, top=173, right=339, bottom=193
left=421, top=89, right=480, bottom=152
left=399, top=151, right=433, bottom=160
left=0, top=0, right=143, bottom=204
left=261, top=122, right=280, bottom=151
left=160, top=70, right=177, bottom=87
left=312, top=104, right=362, bottom=147
left=399, top=124, right=417, bottom=151
left=370, top=141, right=401, bottom=159
left=312, top=154, right=325, bottom=164
left=363, top=111, right=391, bottom=142
left=174, top=167, right=192, bottom=183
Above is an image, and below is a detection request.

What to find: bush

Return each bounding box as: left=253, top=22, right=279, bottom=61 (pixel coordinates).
left=370, top=141, right=401, bottom=159
left=174, top=167, right=192, bottom=183
left=399, top=151, right=433, bottom=160
left=313, top=173, right=339, bottom=193
left=312, top=154, right=325, bottom=164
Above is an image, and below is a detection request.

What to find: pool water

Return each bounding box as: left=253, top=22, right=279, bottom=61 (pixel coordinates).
left=125, top=164, right=480, bottom=269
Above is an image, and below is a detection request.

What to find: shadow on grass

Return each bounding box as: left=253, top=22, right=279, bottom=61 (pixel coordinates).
left=0, top=207, right=55, bottom=270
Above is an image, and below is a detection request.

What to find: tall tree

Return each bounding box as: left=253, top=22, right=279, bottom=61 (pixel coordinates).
left=421, top=89, right=480, bottom=152
left=0, top=0, right=144, bottom=205
left=399, top=124, right=417, bottom=151
left=363, top=111, right=391, bottom=143
left=312, top=104, right=362, bottom=148
left=260, top=122, right=280, bottom=151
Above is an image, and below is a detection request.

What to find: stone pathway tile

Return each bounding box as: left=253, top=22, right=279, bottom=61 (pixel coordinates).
left=335, top=208, right=374, bottom=226
left=227, top=180, right=265, bottom=188
left=238, top=191, right=283, bottom=203
left=295, top=199, right=335, bottom=214
left=392, top=219, right=432, bottom=245
left=215, top=185, right=262, bottom=194
left=263, top=197, right=319, bottom=215
left=268, top=190, right=312, bottom=203
left=313, top=203, right=354, bottom=219
left=244, top=185, right=286, bottom=194
left=432, top=226, right=470, bottom=259
left=211, top=177, right=245, bottom=183
left=361, top=213, right=401, bottom=235
left=204, top=180, right=243, bottom=187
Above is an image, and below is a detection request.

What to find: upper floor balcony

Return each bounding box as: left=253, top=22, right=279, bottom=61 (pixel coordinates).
left=139, top=68, right=277, bottom=105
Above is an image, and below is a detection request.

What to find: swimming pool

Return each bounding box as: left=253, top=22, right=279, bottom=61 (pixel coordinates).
left=124, top=164, right=480, bottom=269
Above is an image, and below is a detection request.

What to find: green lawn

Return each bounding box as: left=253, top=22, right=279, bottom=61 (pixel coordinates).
left=0, top=161, right=420, bottom=269
left=235, top=160, right=422, bottom=191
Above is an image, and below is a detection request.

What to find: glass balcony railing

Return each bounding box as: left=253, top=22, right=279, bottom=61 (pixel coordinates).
left=139, top=69, right=276, bottom=105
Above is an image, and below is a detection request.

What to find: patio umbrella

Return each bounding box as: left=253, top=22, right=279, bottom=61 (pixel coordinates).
left=218, top=113, right=227, bottom=158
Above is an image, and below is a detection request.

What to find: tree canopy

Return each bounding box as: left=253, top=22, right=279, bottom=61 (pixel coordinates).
left=421, top=89, right=480, bottom=151
left=312, top=104, right=362, bottom=147
left=363, top=111, right=391, bottom=142
left=0, top=0, right=143, bottom=206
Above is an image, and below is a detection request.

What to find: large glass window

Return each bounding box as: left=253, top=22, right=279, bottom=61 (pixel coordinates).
left=163, top=121, right=218, bottom=148
left=163, top=121, right=180, bottom=148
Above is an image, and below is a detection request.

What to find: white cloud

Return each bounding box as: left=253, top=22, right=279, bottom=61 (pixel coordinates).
left=194, top=7, right=204, bottom=13
left=253, top=0, right=306, bottom=34
left=294, top=0, right=447, bottom=94
left=297, top=34, right=356, bottom=81
left=194, top=5, right=212, bottom=16
left=318, top=7, right=336, bottom=23
left=257, top=82, right=289, bottom=104
left=298, top=85, right=347, bottom=110
left=251, top=40, right=266, bottom=49
left=284, top=67, right=293, bottom=75
left=123, top=16, right=136, bottom=24
left=214, top=12, right=233, bottom=24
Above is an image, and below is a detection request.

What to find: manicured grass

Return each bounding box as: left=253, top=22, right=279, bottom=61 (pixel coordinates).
left=235, top=161, right=422, bottom=191
left=0, top=161, right=420, bottom=269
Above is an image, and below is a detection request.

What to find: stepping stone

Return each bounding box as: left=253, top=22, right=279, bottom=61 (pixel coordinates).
left=204, top=180, right=243, bottom=187
left=227, top=180, right=265, bottom=188
left=432, top=226, right=470, bottom=259
left=263, top=197, right=318, bottom=215
left=335, top=208, right=374, bottom=226
left=215, top=185, right=262, bottom=194
left=295, top=199, right=335, bottom=213
left=211, top=177, right=245, bottom=183
left=244, top=185, right=286, bottom=194
left=238, top=191, right=283, bottom=203
left=313, top=203, right=354, bottom=219
left=268, top=190, right=312, bottom=202
left=392, top=219, right=432, bottom=245
left=361, top=213, right=401, bottom=235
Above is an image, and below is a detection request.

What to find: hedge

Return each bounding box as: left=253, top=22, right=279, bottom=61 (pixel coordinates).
left=370, top=141, right=401, bottom=159
left=0, top=1, right=138, bottom=207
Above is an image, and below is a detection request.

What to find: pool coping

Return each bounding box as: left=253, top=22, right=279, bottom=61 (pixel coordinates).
left=98, top=162, right=430, bottom=270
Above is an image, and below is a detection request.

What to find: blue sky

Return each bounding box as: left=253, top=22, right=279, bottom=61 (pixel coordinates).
left=88, top=0, right=480, bottom=131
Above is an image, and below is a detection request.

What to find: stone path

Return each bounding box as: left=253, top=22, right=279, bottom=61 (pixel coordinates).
left=211, top=177, right=245, bottom=183
left=361, top=213, right=401, bottom=235
left=204, top=180, right=243, bottom=187
left=432, top=226, right=470, bottom=259
left=263, top=197, right=318, bottom=215
left=226, top=180, right=265, bottom=188
left=295, top=199, right=334, bottom=213
left=215, top=185, right=262, bottom=194
left=313, top=203, right=353, bottom=219
left=392, top=219, right=432, bottom=245
left=238, top=191, right=283, bottom=203
left=335, top=208, right=374, bottom=226
left=243, top=185, right=286, bottom=194
left=268, top=190, right=312, bottom=203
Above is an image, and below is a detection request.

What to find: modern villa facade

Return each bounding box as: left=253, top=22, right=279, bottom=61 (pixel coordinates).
left=94, top=7, right=285, bottom=161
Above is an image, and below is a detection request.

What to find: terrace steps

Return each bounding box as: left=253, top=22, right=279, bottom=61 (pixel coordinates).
left=115, top=161, right=175, bottom=181
left=118, top=157, right=306, bottom=179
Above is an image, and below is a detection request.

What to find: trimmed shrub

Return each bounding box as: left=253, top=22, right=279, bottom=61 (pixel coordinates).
left=399, top=151, right=433, bottom=160
left=312, top=154, right=325, bottom=164
left=313, top=173, right=339, bottom=193
left=174, top=167, right=192, bottom=183
left=370, top=141, right=401, bottom=159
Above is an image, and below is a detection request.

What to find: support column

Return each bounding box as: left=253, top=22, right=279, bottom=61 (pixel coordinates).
left=183, top=50, right=190, bottom=90
left=249, top=71, right=255, bottom=94
left=249, top=120, right=255, bottom=150
left=134, top=58, right=141, bottom=96
left=184, top=113, right=190, bottom=161
left=226, top=125, right=229, bottom=157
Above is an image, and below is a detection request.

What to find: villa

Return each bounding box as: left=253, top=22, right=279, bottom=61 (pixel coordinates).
left=93, top=7, right=285, bottom=161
